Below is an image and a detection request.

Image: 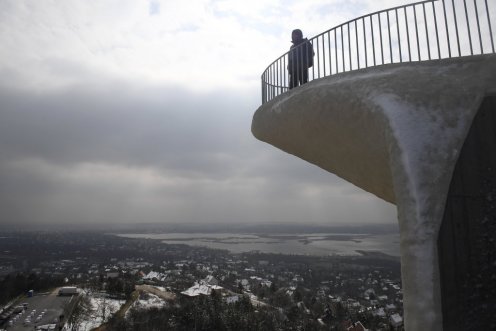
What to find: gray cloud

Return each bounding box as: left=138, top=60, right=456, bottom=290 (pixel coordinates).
left=0, top=79, right=396, bottom=228
left=0, top=83, right=250, bottom=175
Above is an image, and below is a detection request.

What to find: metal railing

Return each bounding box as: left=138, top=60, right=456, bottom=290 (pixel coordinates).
left=261, top=0, right=495, bottom=104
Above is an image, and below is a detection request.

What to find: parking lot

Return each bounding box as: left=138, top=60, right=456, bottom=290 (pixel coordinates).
left=2, top=288, right=76, bottom=331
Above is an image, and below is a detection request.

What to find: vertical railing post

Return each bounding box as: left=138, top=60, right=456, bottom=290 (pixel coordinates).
left=442, top=0, right=452, bottom=58
left=388, top=11, right=393, bottom=63
left=348, top=23, right=352, bottom=70
left=270, top=66, right=273, bottom=101
left=371, top=15, right=377, bottom=66
left=327, top=32, right=332, bottom=74
left=267, top=68, right=270, bottom=102
left=335, top=28, right=338, bottom=73
left=272, top=65, right=275, bottom=100
left=311, top=41, right=315, bottom=80
left=341, top=26, right=345, bottom=71
left=405, top=6, right=412, bottom=61
left=355, top=20, right=360, bottom=68
left=485, top=0, right=495, bottom=53
left=363, top=17, right=368, bottom=67
left=414, top=5, right=421, bottom=60
left=322, top=36, right=326, bottom=77
left=423, top=3, right=431, bottom=60
left=317, top=37, right=321, bottom=79
left=283, top=55, right=286, bottom=90
left=463, top=0, right=473, bottom=55
left=262, top=74, right=264, bottom=104
left=474, top=0, right=483, bottom=53
left=396, top=8, right=402, bottom=62
left=433, top=1, right=441, bottom=59
left=452, top=0, right=462, bottom=56
left=379, top=13, right=385, bottom=64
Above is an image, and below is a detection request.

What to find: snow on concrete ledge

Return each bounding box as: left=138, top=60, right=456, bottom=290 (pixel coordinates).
left=252, top=54, right=496, bottom=331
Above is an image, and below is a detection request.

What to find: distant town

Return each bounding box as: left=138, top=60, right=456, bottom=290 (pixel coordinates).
left=0, top=230, right=404, bottom=330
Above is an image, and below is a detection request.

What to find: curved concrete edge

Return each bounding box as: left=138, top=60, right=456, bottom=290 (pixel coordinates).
left=252, top=54, right=496, bottom=330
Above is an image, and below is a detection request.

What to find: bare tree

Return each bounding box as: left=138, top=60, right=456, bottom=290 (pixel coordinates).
left=99, top=296, right=109, bottom=324
left=68, top=296, right=91, bottom=331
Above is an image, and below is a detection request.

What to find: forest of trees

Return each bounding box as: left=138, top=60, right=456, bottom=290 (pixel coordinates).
left=106, top=290, right=329, bottom=331
left=0, top=273, right=64, bottom=305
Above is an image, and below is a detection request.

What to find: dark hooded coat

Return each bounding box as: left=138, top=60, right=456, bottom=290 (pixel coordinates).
left=287, top=38, right=314, bottom=74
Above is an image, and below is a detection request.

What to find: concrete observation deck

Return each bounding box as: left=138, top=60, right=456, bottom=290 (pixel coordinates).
left=252, top=54, right=496, bottom=330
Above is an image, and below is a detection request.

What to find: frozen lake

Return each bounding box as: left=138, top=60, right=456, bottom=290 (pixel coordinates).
left=118, top=232, right=400, bottom=257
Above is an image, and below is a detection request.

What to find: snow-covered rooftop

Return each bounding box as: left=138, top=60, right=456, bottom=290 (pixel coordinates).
left=142, top=271, right=168, bottom=282
left=390, top=313, right=403, bottom=325
left=181, top=282, right=223, bottom=297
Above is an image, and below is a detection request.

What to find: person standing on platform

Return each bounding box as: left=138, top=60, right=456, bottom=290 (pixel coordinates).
left=288, top=29, right=314, bottom=89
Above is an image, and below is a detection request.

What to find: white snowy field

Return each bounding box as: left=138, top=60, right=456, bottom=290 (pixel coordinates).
left=66, top=290, right=169, bottom=331
left=127, top=292, right=168, bottom=317
left=69, top=295, right=125, bottom=331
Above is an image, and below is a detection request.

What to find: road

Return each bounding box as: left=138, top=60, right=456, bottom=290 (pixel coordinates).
left=135, top=285, right=176, bottom=301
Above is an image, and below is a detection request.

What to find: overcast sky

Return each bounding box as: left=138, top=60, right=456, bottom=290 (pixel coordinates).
left=0, top=0, right=409, bottom=230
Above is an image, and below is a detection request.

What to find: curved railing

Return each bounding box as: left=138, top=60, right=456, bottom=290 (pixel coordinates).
left=261, top=0, right=495, bottom=104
